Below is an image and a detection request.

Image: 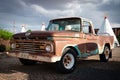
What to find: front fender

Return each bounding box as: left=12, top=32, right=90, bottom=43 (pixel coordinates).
left=61, top=44, right=82, bottom=57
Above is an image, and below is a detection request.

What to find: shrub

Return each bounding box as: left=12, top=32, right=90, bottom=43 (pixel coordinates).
left=0, top=44, right=6, bottom=52
left=0, top=29, right=13, bottom=40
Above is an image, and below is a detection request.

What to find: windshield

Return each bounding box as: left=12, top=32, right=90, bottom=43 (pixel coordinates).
left=47, top=18, right=81, bottom=31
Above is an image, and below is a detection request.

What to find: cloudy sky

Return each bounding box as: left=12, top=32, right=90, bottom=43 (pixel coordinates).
left=0, top=0, right=120, bottom=33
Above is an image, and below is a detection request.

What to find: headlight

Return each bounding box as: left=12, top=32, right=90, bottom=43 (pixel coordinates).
left=45, top=44, right=53, bottom=52
left=11, top=43, right=16, bottom=49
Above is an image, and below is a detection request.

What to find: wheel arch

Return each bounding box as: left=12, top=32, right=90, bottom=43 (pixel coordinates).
left=57, top=45, right=78, bottom=73
left=104, top=43, right=110, bottom=50
left=99, top=43, right=111, bottom=54
left=99, top=43, right=111, bottom=62
left=61, top=45, right=81, bottom=57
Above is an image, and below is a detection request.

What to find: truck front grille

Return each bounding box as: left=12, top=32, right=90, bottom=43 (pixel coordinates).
left=13, top=42, right=46, bottom=53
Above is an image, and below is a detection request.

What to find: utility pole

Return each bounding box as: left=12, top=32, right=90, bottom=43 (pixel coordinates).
left=13, top=20, right=16, bottom=33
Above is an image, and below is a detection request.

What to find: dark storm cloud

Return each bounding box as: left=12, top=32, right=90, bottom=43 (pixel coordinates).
left=0, top=0, right=101, bottom=18
left=0, top=0, right=120, bottom=32
left=77, top=0, right=101, bottom=4
left=0, top=0, right=44, bottom=31
left=0, top=0, right=35, bottom=17
left=0, top=0, right=23, bottom=15
left=23, top=0, right=100, bottom=10
left=98, top=0, right=120, bottom=23
left=23, top=0, right=72, bottom=10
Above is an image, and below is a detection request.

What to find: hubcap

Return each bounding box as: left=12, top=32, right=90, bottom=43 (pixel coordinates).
left=63, top=53, right=74, bottom=69
left=104, top=47, right=110, bottom=59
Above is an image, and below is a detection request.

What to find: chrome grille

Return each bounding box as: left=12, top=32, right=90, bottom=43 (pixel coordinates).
left=14, top=42, right=46, bottom=53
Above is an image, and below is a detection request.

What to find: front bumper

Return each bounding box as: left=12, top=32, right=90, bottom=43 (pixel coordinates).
left=6, top=52, right=61, bottom=63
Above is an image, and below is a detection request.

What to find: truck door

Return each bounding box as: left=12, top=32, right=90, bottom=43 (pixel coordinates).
left=82, top=21, right=98, bottom=55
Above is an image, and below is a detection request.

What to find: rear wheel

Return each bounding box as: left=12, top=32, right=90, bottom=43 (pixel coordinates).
left=99, top=46, right=111, bottom=62
left=19, top=58, right=37, bottom=65
left=57, top=48, right=76, bottom=73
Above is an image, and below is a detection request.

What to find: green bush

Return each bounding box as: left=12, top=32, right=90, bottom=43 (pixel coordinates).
left=0, top=29, right=13, bottom=40
left=0, top=44, right=6, bottom=52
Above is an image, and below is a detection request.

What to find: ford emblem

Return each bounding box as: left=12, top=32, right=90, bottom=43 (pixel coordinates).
left=25, top=32, right=31, bottom=37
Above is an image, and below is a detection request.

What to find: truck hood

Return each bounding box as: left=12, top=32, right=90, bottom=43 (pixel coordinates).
left=13, top=31, right=80, bottom=39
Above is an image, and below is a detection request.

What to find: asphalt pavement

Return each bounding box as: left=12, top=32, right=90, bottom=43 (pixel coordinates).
left=0, top=47, right=120, bottom=80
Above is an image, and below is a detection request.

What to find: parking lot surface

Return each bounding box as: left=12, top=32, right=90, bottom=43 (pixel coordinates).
left=0, top=47, right=120, bottom=80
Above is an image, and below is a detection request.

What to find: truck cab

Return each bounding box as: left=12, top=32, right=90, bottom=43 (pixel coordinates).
left=7, top=17, right=114, bottom=73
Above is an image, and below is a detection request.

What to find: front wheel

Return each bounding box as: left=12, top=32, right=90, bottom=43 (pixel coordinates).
left=19, top=58, right=37, bottom=65
left=99, top=46, right=111, bottom=62
left=57, top=48, right=76, bottom=73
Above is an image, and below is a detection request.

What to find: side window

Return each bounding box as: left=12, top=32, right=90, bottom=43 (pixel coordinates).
left=82, top=21, right=91, bottom=34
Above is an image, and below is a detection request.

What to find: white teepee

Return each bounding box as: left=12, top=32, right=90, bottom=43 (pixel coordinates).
left=41, top=22, right=46, bottom=31
left=98, top=17, right=119, bottom=46
left=21, top=24, right=26, bottom=32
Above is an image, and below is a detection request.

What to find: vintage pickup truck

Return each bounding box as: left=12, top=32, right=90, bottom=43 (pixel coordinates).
left=7, top=17, right=114, bottom=73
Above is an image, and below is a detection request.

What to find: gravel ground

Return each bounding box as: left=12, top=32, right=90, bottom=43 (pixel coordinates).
left=0, top=47, right=120, bottom=80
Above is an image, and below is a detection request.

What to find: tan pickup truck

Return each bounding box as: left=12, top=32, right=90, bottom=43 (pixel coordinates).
left=7, top=17, right=114, bottom=73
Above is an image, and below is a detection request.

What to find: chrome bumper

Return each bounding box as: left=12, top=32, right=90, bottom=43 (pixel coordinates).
left=6, top=52, right=61, bottom=63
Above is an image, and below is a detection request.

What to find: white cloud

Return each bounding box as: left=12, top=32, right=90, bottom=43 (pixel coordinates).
left=31, top=1, right=82, bottom=19
left=18, top=0, right=27, bottom=7
left=102, top=0, right=110, bottom=4
left=30, top=1, right=106, bottom=28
